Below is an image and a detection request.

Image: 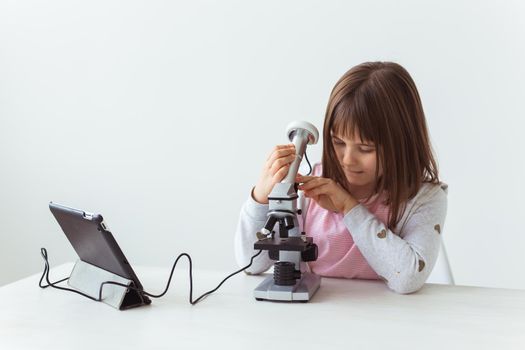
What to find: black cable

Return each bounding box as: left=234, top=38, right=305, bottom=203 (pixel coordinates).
left=304, top=150, right=312, bottom=176
left=39, top=248, right=263, bottom=306
left=39, top=248, right=100, bottom=301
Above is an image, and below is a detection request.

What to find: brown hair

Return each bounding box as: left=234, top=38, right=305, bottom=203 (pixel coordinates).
left=322, top=61, right=440, bottom=229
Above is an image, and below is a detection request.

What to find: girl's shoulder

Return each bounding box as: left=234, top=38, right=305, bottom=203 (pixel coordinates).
left=403, top=181, right=448, bottom=217
left=393, top=182, right=448, bottom=233
left=415, top=182, right=448, bottom=202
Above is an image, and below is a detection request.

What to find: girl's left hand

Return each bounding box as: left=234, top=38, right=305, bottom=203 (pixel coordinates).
left=296, top=175, right=358, bottom=214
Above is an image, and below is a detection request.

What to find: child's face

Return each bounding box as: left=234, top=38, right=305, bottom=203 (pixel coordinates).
left=330, top=130, right=381, bottom=192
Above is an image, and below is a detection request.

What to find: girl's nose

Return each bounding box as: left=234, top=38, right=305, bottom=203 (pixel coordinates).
left=342, top=147, right=357, bottom=166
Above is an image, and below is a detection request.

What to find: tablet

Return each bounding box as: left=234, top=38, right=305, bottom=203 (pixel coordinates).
left=49, top=202, right=151, bottom=306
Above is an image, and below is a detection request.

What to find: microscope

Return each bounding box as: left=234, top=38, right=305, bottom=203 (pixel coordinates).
left=253, top=121, right=321, bottom=302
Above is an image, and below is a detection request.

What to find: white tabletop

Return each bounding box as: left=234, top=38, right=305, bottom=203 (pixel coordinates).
left=1, top=263, right=524, bottom=350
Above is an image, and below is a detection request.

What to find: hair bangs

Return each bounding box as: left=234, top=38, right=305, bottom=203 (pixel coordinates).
left=330, top=91, right=377, bottom=146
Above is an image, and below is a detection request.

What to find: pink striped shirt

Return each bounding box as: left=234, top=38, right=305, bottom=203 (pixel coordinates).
left=305, top=164, right=389, bottom=280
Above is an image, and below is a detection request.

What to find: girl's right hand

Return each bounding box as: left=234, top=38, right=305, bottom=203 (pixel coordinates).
left=252, top=144, right=296, bottom=204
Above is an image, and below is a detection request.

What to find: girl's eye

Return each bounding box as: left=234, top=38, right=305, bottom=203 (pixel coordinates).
left=332, top=139, right=345, bottom=146
left=359, top=147, right=374, bottom=153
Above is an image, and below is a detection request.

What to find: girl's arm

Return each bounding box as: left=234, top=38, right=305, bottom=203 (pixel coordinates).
left=344, top=184, right=448, bottom=294
left=234, top=188, right=274, bottom=274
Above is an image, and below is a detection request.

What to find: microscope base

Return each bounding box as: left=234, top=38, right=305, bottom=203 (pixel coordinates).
left=254, top=272, right=321, bottom=302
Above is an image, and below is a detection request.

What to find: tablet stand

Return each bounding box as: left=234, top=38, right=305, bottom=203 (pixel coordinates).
left=68, top=260, right=147, bottom=310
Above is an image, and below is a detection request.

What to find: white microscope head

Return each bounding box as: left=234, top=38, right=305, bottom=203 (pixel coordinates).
left=286, top=121, right=319, bottom=145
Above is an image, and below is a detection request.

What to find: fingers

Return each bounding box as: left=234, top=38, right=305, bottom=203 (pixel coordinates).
left=303, top=183, right=330, bottom=198
left=273, top=162, right=291, bottom=182
left=256, top=144, right=297, bottom=203
left=267, top=145, right=296, bottom=176
left=297, top=176, right=328, bottom=191
left=270, top=154, right=296, bottom=173
left=296, top=174, right=315, bottom=183
left=266, top=144, right=295, bottom=162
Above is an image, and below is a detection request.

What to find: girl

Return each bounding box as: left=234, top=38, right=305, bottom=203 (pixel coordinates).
left=234, top=61, right=447, bottom=294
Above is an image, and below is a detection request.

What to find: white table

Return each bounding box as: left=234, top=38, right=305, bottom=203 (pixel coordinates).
left=1, top=263, right=524, bottom=350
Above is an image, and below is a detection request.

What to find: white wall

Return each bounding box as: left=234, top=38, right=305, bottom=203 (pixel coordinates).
left=1, top=0, right=524, bottom=290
